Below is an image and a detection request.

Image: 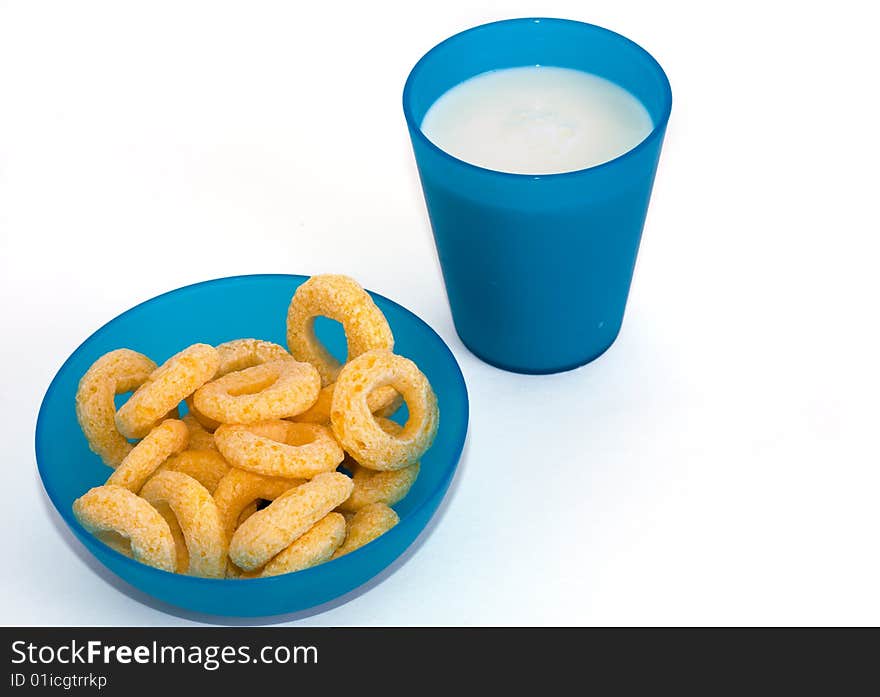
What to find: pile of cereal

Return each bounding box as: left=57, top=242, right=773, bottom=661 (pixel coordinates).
left=72, top=275, right=438, bottom=578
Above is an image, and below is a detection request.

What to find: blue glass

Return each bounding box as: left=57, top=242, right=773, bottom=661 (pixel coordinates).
left=403, top=18, right=672, bottom=374
left=35, top=275, right=468, bottom=617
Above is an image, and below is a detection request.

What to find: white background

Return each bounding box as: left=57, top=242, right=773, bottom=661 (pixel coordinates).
left=1, top=0, right=878, bottom=626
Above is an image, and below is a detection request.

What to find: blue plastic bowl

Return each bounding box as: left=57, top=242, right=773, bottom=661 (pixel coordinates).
left=35, top=275, right=468, bottom=617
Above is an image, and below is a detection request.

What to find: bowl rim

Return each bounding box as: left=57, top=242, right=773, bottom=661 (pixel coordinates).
left=35, top=273, right=469, bottom=591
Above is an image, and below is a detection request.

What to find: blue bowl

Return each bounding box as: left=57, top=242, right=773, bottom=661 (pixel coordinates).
left=35, top=274, right=469, bottom=617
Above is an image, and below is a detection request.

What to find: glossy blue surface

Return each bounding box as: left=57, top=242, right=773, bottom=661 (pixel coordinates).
left=404, top=18, right=672, bottom=374
left=35, top=275, right=468, bottom=617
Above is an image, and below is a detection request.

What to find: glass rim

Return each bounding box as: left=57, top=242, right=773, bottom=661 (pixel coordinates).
left=402, top=17, right=673, bottom=181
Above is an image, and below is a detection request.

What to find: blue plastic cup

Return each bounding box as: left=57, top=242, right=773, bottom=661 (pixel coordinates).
left=403, top=18, right=672, bottom=374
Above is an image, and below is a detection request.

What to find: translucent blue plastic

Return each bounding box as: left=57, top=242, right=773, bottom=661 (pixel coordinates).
left=35, top=275, right=468, bottom=617
left=403, top=18, right=672, bottom=374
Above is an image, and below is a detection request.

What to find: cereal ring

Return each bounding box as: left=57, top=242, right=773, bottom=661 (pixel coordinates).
left=95, top=530, right=134, bottom=559
left=182, top=413, right=217, bottom=450
left=216, top=338, right=291, bottom=376
left=154, top=449, right=230, bottom=494
left=286, top=274, right=394, bottom=385
left=331, top=350, right=438, bottom=470
left=341, top=463, right=419, bottom=511
left=72, top=485, right=175, bottom=571
left=338, top=418, right=420, bottom=511
left=184, top=397, right=220, bottom=432
left=237, top=500, right=259, bottom=529
left=332, top=503, right=399, bottom=558
left=116, top=344, right=219, bottom=439
left=225, top=564, right=249, bottom=579
left=192, top=359, right=320, bottom=425
left=291, top=383, right=334, bottom=424
left=106, top=419, right=188, bottom=492
left=340, top=462, right=419, bottom=511
left=153, top=502, right=189, bottom=572
left=140, top=471, right=227, bottom=578
left=212, top=468, right=304, bottom=539
left=75, top=349, right=157, bottom=467
left=229, top=471, right=353, bottom=571
left=260, top=513, right=346, bottom=577
left=214, top=420, right=344, bottom=479
left=294, top=382, right=402, bottom=425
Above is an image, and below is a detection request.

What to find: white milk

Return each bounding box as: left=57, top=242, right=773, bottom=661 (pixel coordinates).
left=420, top=66, right=653, bottom=175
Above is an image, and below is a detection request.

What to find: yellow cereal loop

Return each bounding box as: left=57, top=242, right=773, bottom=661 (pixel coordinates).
left=237, top=500, right=259, bottom=528
left=75, top=349, right=158, bottom=467
left=331, top=350, right=438, bottom=471
left=116, top=343, right=220, bottom=439
left=286, top=274, right=394, bottom=385
left=182, top=413, right=217, bottom=450
left=291, top=383, right=335, bottom=425
left=192, top=359, right=320, bottom=425
left=106, top=419, right=188, bottom=492
left=215, top=339, right=291, bottom=376
left=95, top=530, right=134, bottom=559
left=294, top=382, right=402, bottom=425
left=332, top=503, right=399, bottom=558
left=341, top=460, right=420, bottom=512
left=339, top=418, right=419, bottom=511
left=153, top=502, right=189, bottom=573
left=260, top=513, right=346, bottom=577
left=223, top=501, right=263, bottom=580
left=184, top=397, right=221, bottom=432
left=225, top=564, right=248, bottom=579
left=72, top=485, right=176, bottom=572
left=229, top=472, right=353, bottom=571
left=214, top=420, right=344, bottom=479
left=140, top=471, right=227, bottom=578
left=212, top=468, right=304, bottom=539
left=154, top=449, right=230, bottom=494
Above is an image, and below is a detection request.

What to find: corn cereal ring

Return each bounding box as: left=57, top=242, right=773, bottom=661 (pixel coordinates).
left=215, top=338, right=291, bottom=376
left=187, top=336, right=286, bottom=428
left=229, top=471, right=353, bottom=571
left=331, top=350, right=438, bottom=471
left=72, top=485, right=175, bottom=571
left=212, top=468, right=304, bottom=539
left=75, top=349, right=158, bottom=467
left=214, top=420, right=343, bottom=479
left=192, top=359, right=320, bottom=425
left=260, top=513, right=346, bottom=577
left=332, top=503, right=399, bottom=558
left=184, top=397, right=221, bottom=432
left=155, top=449, right=230, bottom=494
left=106, top=419, right=188, bottom=492
left=182, top=413, right=217, bottom=450
left=140, top=471, right=227, bottom=578
left=95, top=530, right=134, bottom=559
left=223, top=507, right=261, bottom=580
left=341, top=462, right=419, bottom=511
left=286, top=274, right=394, bottom=385
left=237, top=500, right=259, bottom=528
left=338, top=418, right=419, bottom=511
left=294, top=382, right=402, bottom=425
left=225, top=564, right=249, bottom=579
left=116, top=343, right=219, bottom=439
left=153, top=502, right=189, bottom=572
